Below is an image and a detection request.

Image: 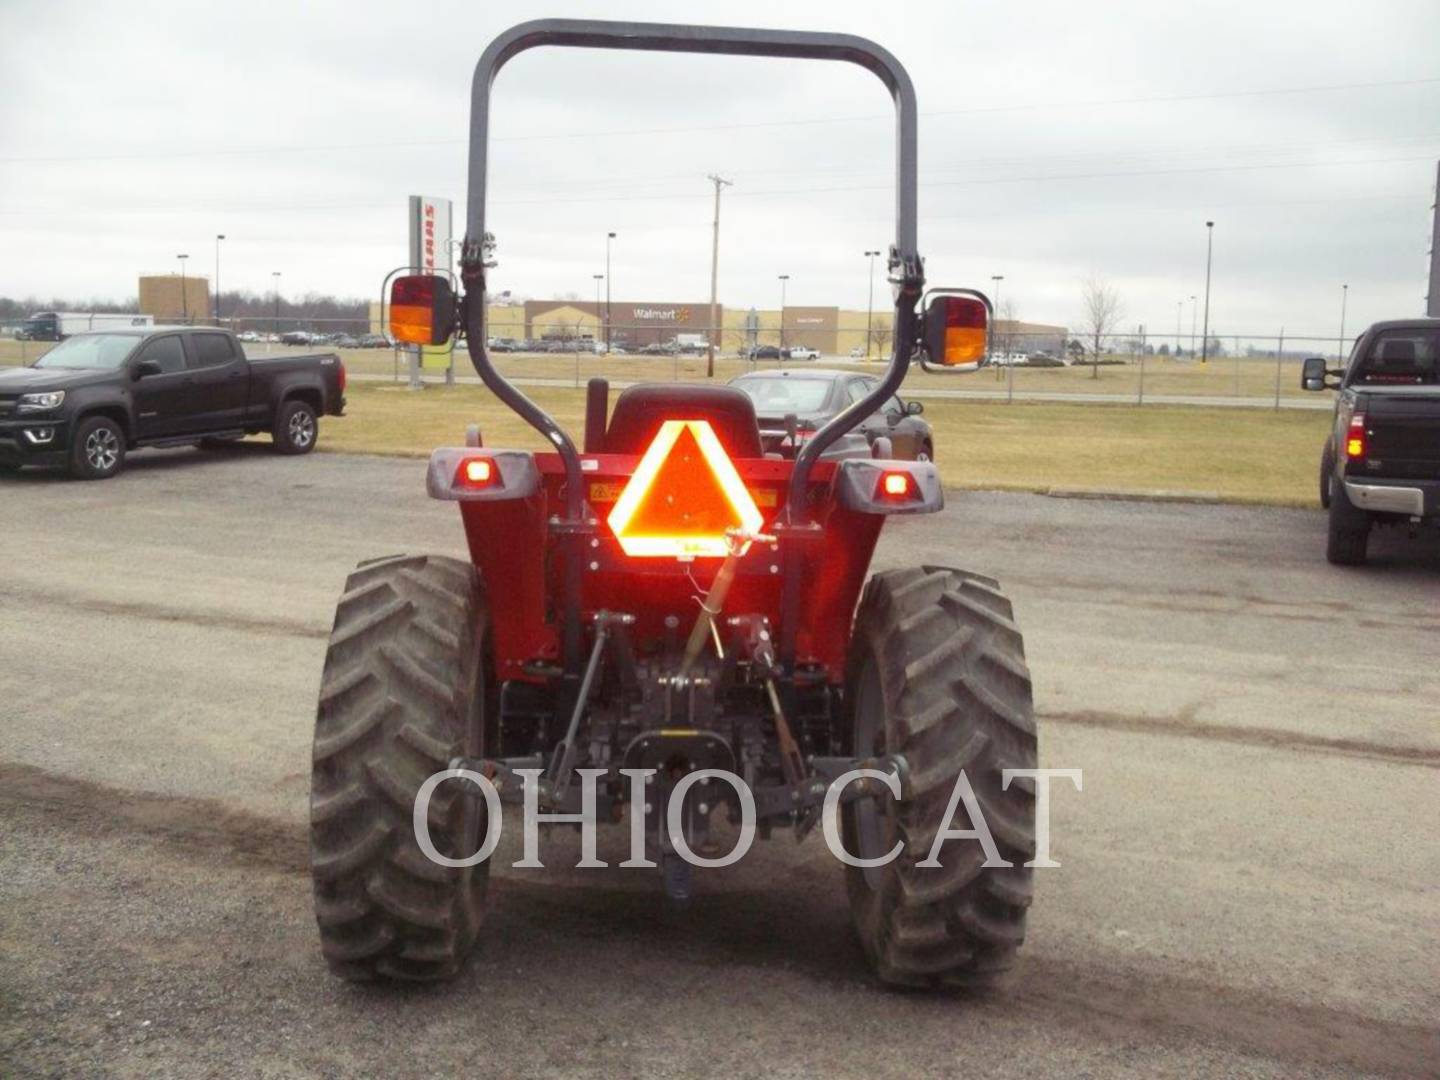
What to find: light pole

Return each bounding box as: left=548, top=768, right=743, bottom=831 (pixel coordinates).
left=271, top=271, right=282, bottom=337
left=777, top=274, right=790, bottom=357
left=593, top=273, right=604, bottom=349
left=1189, top=295, right=1197, bottom=358
left=864, top=250, right=881, bottom=359
left=1338, top=283, right=1349, bottom=361
left=1175, top=299, right=1183, bottom=358
left=177, top=254, right=189, bottom=322
left=1200, top=221, right=1214, bottom=366
left=605, top=231, right=616, bottom=351
left=214, top=234, right=225, bottom=324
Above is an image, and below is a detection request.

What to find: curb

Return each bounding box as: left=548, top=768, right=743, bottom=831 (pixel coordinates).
left=1042, top=487, right=1224, bottom=505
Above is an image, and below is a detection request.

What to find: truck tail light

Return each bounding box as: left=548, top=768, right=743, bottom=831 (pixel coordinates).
left=337, top=359, right=347, bottom=395
left=1345, top=413, right=1366, bottom=460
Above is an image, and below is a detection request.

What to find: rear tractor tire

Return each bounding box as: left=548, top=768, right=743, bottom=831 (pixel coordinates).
left=309, top=554, right=492, bottom=981
left=844, top=565, right=1038, bottom=988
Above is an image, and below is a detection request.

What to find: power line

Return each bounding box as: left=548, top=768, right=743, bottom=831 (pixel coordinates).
left=3, top=76, right=1437, bottom=165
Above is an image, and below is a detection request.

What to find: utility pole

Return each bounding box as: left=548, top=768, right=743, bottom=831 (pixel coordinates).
left=605, top=231, right=616, bottom=350
left=1338, top=283, right=1349, bottom=362
left=214, top=234, right=225, bottom=325
left=1175, top=299, right=1183, bottom=357
left=777, top=274, right=790, bottom=359
left=177, top=254, right=189, bottom=322
left=1189, top=295, right=1197, bottom=358
left=1200, top=221, right=1214, bottom=366
left=864, top=249, right=881, bottom=359
left=706, top=174, right=732, bottom=378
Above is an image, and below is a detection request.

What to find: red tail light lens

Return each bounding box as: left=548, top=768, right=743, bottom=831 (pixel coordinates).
left=338, top=360, right=347, bottom=395
left=877, top=470, right=917, bottom=500
left=455, top=457, right=499, bottom=488
left=1345, top=413, right=1366, bottom=460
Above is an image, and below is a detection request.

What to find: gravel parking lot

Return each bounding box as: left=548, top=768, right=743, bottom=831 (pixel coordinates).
left=1, top=446, right=1436, bottom=1077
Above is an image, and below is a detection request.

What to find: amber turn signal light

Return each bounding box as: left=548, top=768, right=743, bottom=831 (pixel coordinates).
left=390, top=274, right=456, bottom=347
left=923, top=294, right=989, bottom=371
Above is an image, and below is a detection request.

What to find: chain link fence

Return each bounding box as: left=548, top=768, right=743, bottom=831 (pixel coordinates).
left=0, top=314, right=1352, bottom=409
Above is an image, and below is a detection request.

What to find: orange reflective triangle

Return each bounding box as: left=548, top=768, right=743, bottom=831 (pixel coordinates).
left=607, top=419, right=764, bottom=558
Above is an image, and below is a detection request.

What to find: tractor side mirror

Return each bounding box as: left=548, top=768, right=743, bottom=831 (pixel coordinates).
left=905, top=399, right=924, bottom=416
left=389, top=274, right=456, bottom=347
left=921, top=292, right=989, bottom=373
left=1301, top=356, right=1339, bottom=391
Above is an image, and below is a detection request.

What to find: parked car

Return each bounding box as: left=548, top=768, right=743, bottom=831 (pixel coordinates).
left=236, top=330, right=261, bottom=343
left=332, top=334, right=361, bottom=349
left=0, top=326, right=346, bottom=479
left=849, top=345, right=866, bottom=358
left=281, top=331, right=312, bottom=346
left=746, top=344, right=781, bottom=361
left=1303, top=318, right=1440, bottom=564
left=358, top=334, right=390, bottom=349
left=782, top=345, right=820, bottom=361
left=728, top=368, right=933, bottom=461
left=487, top=337, right=520, bottom=353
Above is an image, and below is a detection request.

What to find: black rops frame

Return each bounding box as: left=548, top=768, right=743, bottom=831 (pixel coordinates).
left=457, top=19, right=927, bottom=679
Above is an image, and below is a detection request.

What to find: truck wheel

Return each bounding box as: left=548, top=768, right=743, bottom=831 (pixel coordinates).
left=843, top=565, right=1037, bottom=988
left=1326, top=482, right=1370, bottom=566
left=69, top=416, right=126, bottom=480
left=1318, top=439, right=1333, bottom=509
left=310, top=554, right=492, bottom=981
left=274, top=399, right=318, bottom=455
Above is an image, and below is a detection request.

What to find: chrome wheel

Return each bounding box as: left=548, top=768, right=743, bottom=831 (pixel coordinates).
left=289, top=409, right=316, bottom=449
left=85, top=427, right=119, bottom=472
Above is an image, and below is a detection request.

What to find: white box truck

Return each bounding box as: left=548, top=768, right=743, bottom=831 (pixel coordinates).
left=19, top=312, right=154, bottom=342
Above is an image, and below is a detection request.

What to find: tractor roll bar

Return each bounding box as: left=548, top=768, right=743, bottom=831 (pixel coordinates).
left=460, top=18, right=924, bottom=526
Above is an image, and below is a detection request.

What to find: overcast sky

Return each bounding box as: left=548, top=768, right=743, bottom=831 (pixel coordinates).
left=2, top=0, right=1438, bottom=340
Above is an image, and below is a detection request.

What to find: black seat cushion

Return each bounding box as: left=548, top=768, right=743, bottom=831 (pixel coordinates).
left=602, top=383, right=763, bottom=458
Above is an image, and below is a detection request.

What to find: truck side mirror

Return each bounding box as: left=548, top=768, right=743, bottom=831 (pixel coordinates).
left=921, top=291, right=989, bottom=373
left=1301, top=356, right=1338, bottom=391
left=133, top=359, right=163, bottom=379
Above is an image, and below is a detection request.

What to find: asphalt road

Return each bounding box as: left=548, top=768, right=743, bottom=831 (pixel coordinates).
left=1, top=446, right=1437, bottom=1078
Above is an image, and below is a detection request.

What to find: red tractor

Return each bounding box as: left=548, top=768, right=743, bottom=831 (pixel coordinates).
left=309, top=19, right=1038, bottom=988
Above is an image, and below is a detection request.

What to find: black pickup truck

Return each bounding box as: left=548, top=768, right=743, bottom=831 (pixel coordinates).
left=1304, top=317, right=1440, bottom=564
left=0, top=326, right=346, bottom=479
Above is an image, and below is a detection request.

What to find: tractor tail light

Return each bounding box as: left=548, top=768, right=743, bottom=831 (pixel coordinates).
left=924, top=294, right=989, bottom=370
left=1345, top=413, right=1366, bottom=461
left=390, top=274, right=456, bottom=346
left=455, top=456, right=500, bottom=489
left=878, top=470, right=917, bottom=501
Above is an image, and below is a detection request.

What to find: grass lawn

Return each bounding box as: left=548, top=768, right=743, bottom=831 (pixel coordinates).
left=323, top=382, right=1330, bottom=507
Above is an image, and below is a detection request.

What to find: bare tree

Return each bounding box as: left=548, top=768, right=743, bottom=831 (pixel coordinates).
left=1080, top=275, right=1124, bottom=380
left=995, top=299, right=1018, bottom=379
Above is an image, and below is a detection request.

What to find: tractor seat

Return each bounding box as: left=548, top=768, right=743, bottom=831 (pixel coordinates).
left=602, top=383, right=764, bottom=458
